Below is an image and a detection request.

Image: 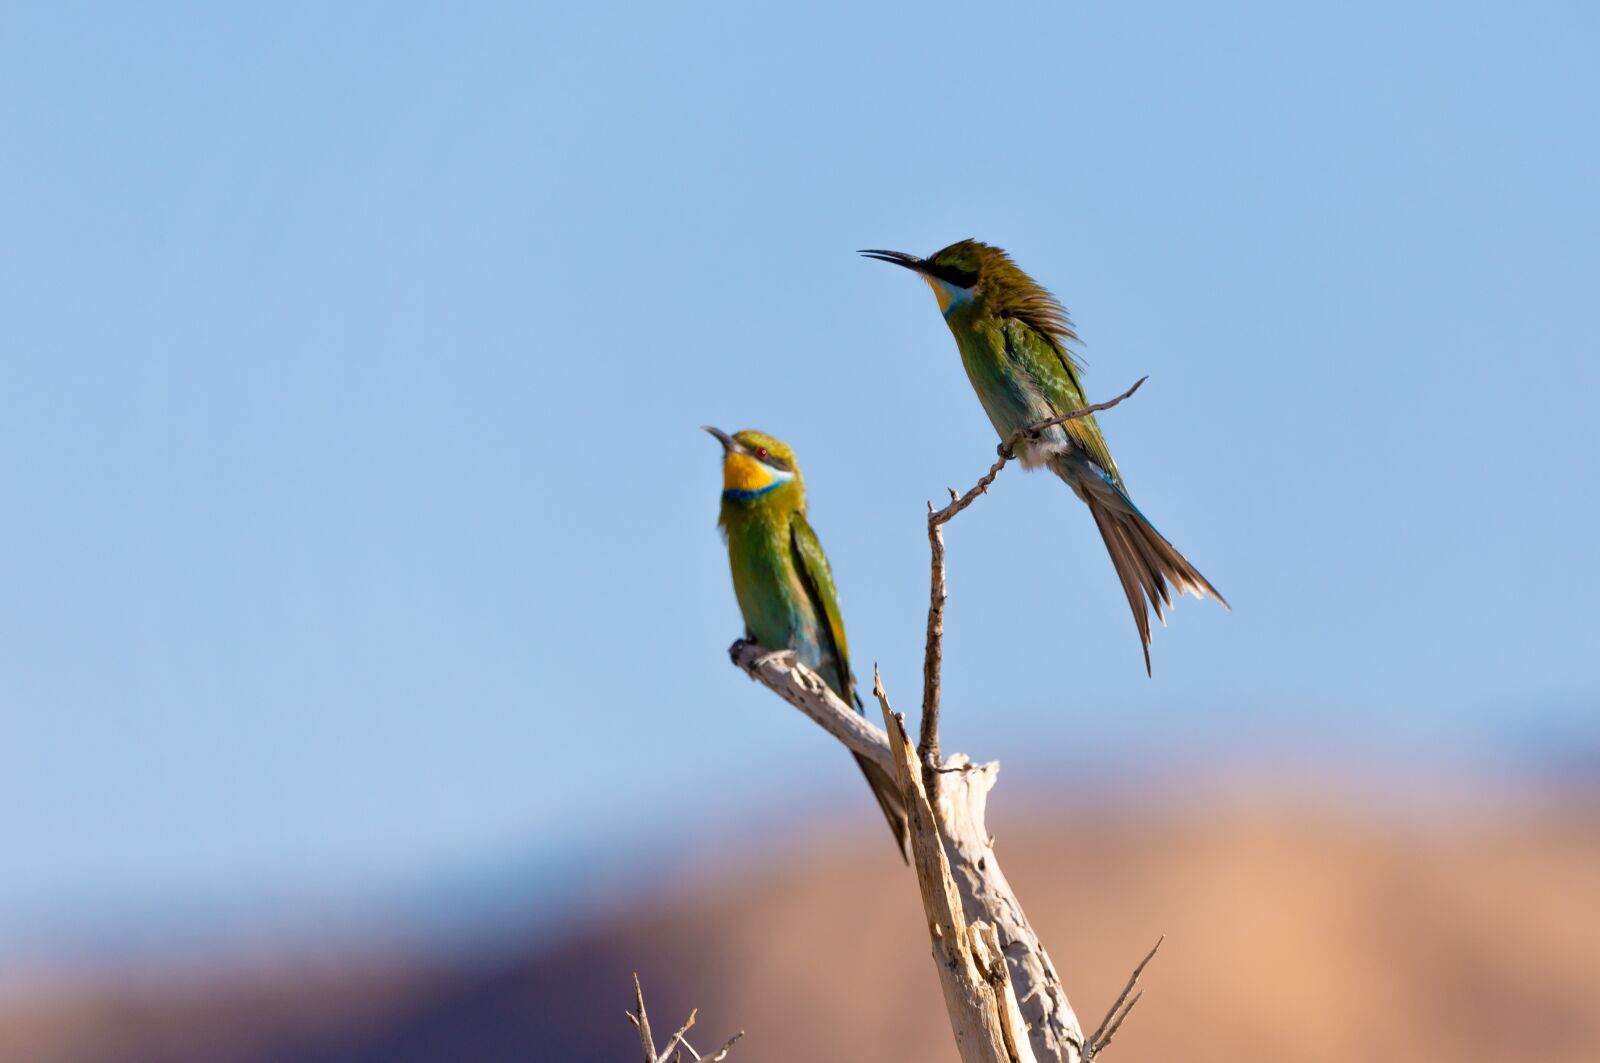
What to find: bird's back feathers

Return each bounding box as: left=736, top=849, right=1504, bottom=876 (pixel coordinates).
left=789, top=515, right=911, bottom=861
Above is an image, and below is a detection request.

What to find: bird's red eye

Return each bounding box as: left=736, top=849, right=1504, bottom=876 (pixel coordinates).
left=756, top=447, right=769, bottom=460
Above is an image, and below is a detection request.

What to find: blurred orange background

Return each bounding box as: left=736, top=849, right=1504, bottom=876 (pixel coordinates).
left=8, top=789, right=1598, bottom=1062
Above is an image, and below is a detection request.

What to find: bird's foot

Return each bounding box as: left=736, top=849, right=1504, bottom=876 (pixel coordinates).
left=751, top=648, right=798, bottom=670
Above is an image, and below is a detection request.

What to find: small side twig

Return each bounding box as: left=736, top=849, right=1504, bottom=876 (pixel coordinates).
left=628, top=975, right=743, bottom=1063
left=680, top=1030, right=745, bottom=1061
left=918, top=375, right=1148, bottom=795
left=626, top=973, right=657, bottom=1062
left=1084, top=935, right=1164, bottom=1059
left=656, top=1008, right=699, bottom=1062
left=930, top=376, right=1148, bottom=529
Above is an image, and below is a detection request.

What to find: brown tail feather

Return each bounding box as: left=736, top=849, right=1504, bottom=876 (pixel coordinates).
left=1088, top=504, right=1155, bottom=674
left=853, top=754, right=910, bottom=863
left=1060, top=457, right=1226, bottom=674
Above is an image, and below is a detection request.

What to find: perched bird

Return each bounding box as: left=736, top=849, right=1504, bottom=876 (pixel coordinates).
left=704, top=426, right=910, bottom=860
left=861, top=239, right=1225, bottom=673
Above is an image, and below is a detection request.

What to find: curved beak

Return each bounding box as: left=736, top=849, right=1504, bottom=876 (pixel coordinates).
left=701, top=425, right=745, bottom=455
left=858, top=248, right=929, bottom=274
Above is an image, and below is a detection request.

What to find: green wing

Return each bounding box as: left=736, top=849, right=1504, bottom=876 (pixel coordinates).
left=1001, top=317, right=1122, bottom=486
left=789, top=512, right=858, bottom=707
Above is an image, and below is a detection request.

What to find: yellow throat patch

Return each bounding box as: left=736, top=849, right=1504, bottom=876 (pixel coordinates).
left=723, top=452, right=775, bottom=493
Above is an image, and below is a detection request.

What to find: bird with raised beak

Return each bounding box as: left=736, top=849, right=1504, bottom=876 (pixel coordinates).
left=704, top=426, right=910, bottom=860
left=862, top=239, right=1227, bottom=673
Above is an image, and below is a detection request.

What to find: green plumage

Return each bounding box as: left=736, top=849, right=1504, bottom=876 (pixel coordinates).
left=862, top=239, right=1227, bottom=673
left=707, top=427, right=910, bottom=860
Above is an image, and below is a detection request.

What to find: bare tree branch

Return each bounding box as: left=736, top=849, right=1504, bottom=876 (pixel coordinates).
left=656, top=1007, right=699, bottom=1063
left=681, top=1030, right=745, bottom=1062
left=919, top=376, right=1148, bottom=792
left=874, top=669, right=1032, bottom=1063
left=729, top=639, right=892, bottom=774
left=975, top=921, right=1035, bottom=1063
left=724, top=374, right=1159, bottom=1062
left=628, top=976, right=743, bottom=1063
left=1084, top=936, right=1164, bottom=1059
left=730, top=641, right=1085, bottom=1062
left=627, top=973, right=657, bottom=1062
left=928, top=376, right=1148, bottom=530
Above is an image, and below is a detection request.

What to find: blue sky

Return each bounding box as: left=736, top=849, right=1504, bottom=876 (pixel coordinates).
left=2, top=2, right=1596, bottom=957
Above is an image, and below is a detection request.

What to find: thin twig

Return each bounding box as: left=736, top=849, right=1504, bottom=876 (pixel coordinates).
left=918, top=501, right=949, bottom=792
left=630, top=973, right=657, bottom=1062
left=1085, top=934, right=1164, bottom=1059
left=677, top=1031, right=746, bottom=1062
left=628, top=977, right=742, bottom=1063
left=700, top=1031, right=746, bottom=1061
left=931, top=375, right=1148, bottom=529
left=918, top=375, right=1148, bottom=794
left=655, top=1008, right=698, bottom=1063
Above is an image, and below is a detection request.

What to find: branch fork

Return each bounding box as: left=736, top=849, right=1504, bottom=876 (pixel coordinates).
left=628, top=973, right=744, bottom=1063
left=728, top=378, right=1159, bottom=1062
left=918, top=377, right=1148, bottom=796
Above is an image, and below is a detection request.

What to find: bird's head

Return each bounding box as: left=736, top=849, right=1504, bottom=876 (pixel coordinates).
left=703, top=427, right=804, bottom=507
left=860, top=239, right=1078, bottom=348
left=860, top=239, right=987, bottom=315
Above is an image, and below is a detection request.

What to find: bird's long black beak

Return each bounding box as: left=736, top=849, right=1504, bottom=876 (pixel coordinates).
left=701, top=425, right=745, bottom=455
left=858, top=248, right=928, bottom=274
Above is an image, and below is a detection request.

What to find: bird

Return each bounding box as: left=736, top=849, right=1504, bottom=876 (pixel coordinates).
left=704, top=425, right=910, bottom=861
left=861, top=239, right=1226, bottom=673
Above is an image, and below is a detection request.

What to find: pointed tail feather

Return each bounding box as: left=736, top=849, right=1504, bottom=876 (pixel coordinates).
left=853, top=753, right=910, bottom=863
left=1052, top=455, right=1227, bottom=674
left=848, top=689, right=909, bottom=862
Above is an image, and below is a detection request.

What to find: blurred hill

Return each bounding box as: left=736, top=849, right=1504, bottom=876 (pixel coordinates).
left=5, top=801, right=1599, bottom=1063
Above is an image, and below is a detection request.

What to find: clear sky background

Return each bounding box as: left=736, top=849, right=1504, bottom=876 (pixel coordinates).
left=2, top=2, right=1596, bottom=960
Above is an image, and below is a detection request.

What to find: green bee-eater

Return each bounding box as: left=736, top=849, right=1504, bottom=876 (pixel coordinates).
left=704, top=426, right=910, bottom=861
left=862, top=239, right=1226, bottom=673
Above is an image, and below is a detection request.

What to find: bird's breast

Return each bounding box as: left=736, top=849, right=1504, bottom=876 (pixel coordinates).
left=952, top=326, right=1061, bottom=456
left=725, top=518, right=823, bottom=667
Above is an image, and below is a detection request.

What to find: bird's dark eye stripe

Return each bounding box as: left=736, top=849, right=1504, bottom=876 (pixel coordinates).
left=763, top=454, right=792, bottom=472
left=927, top=262, right=978, bottom=288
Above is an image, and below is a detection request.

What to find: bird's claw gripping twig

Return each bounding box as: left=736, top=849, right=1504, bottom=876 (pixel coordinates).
left=750, top=648, right=798, bottom=670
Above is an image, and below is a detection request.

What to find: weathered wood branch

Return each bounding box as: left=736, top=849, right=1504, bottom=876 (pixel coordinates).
left=874, top=670, right=1036, bottom=1063
left=730, top=640, right=1085, bottom=1061
left=726, top=377, right=1161, bottom=1062
left=727, top=642, right=891, bottom=774
left=627, top=973, right=744, bottom=1063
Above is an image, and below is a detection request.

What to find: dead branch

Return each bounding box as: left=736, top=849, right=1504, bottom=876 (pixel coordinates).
left=726, top=376, right=1162, bottom=1062
left=627, top=974, right=744, bottom=1063
left=730, top=640, right=1084, bottom=1061
left=626, top=973, right=656, bottom=1062
left=728, top=640, right=892, bottom=774
left=874, top=669, right=1034, bottom=1062
left=919, top=376, right=1147, bottom=792
left=1084, top=936, right=1163, bottom=1060
left=927, top=376, right=1148, bottom=531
